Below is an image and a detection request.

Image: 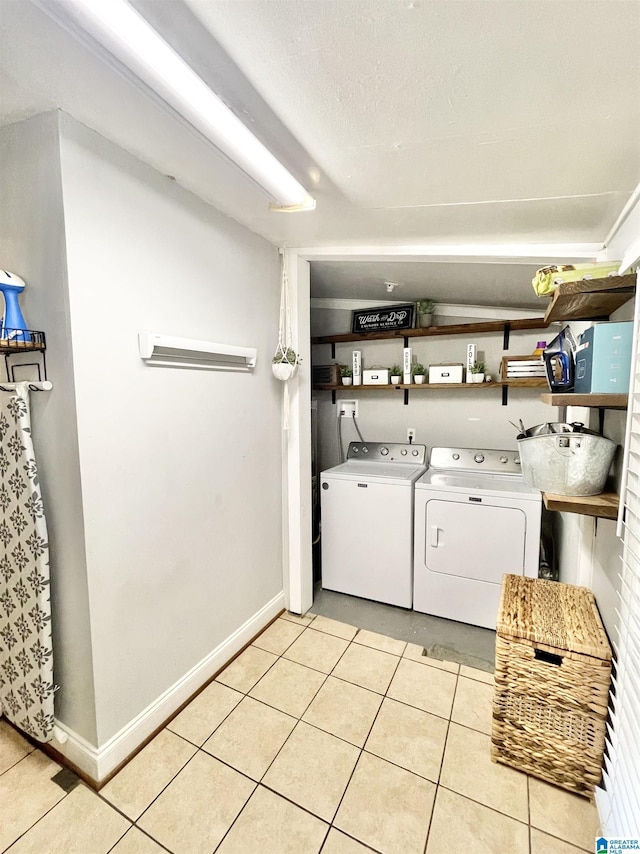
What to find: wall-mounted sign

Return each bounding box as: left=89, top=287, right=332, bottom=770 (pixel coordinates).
left=351, top=303, right=415, bottom=334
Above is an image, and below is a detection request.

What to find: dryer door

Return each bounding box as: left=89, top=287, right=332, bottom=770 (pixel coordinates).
left=425, top=498, right=526, bottom=582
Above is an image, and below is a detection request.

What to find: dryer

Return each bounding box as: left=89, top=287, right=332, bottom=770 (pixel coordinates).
left=413, top=447, right=542, bottom=629
left=321, top=442, right=427, bottom=608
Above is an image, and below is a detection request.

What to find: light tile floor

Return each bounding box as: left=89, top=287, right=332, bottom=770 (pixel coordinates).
left=0, top=612, right=601, bottom=854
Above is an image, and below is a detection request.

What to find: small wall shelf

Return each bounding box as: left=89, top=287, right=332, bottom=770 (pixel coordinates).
left=542, top=491, right=619, bottom=519
left=311, top=316, right=547, bottom=347
left=314, top=378, right=547, bottom=405
left=0, top=333, right=46, bottom=352
left=540, top=392, right=628, bottom=410
left=315, top=380, right=547, bottom=392
left=312, top=274, right=637, bottom=350
left=543, top=274, right=636, bottom=324
left=0, top=330, right=48, bottom=383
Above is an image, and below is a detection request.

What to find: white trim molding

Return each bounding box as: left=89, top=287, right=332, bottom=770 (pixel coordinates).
left=282, top=252, right=313, bottom=615
left=52, top=591, right=284, bottom=783
left=291, top=243, right=602, bottom=264
left=619, top=234, right=640, bottom=276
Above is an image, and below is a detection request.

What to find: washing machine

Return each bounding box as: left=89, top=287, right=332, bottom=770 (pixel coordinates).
left=413, top=447, right=542, bottom=629
left=321, top=442, right=428, bottom=608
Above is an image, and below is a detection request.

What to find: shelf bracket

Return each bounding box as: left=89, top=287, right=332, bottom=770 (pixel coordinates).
left=331, top=343, right=335, bottom=360
left=331, top=390, right=336, bottom=405
left=404, top=389, right=409, bottom=406
left=503, top=322, right=511, bottom=350
left=502, top=385, right=509, bottom=406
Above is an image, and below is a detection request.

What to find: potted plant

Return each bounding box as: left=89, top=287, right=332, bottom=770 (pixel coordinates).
left=390, top=364, right=402, bottom=385
left=470, top=360, right=486, bottom=383
left=416, top=299, right=436, bottom=328
left=340, top=365, right=353, bottom=386
left=272, top=347, right=301, bottom=381
left=412, top=363, right=426, bottom=384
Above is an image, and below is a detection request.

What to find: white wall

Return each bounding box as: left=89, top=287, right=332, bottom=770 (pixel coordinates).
left=0, top=112, right=97, bottom=743
left=57, top=114, right=283, bottom=745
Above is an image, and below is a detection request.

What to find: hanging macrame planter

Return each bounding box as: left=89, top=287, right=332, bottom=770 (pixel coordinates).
left=272, top=258, right=301, bottom=429
left=272, top=261, right=300, bottom=381
left=272, top=346, right=299, bottom=381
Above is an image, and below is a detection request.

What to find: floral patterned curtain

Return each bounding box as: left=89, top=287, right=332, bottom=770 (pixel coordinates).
left=0, top=383, right=55, bottom=741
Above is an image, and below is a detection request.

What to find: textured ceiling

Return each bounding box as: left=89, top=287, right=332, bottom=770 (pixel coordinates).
left=1, top=0, right=639, bottom=305
left=187, top=0, right=640, bottom=222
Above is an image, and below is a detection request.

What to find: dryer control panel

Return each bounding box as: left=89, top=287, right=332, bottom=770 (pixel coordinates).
left=347, top=442, right=427, bottom=465
left=429, top=447, right=521, bottom=475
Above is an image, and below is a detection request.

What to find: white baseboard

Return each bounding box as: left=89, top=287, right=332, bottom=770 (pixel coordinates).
left=52, top=591, right=285, bottom=783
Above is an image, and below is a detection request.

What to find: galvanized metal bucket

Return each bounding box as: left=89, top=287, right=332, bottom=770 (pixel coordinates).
left=517, top=423, right=616, bottom=496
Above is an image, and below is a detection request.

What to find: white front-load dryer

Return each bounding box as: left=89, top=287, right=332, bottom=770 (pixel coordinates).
left=321, top=442, right=427, bottom=608
left=413, top=447, right=542, bottom=629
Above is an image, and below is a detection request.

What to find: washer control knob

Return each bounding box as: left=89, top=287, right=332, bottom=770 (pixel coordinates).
left=401, top=449, right=408, bottom=456
left=500, top=456, right=508, bottom=463
left=380, top=447, right=389, bottom=456
left=362, top=446, right=369, bottom=454
left=452, top=453, right=460, bottom=460
left=412, top=449, right=419, bottom=456
left=514, top=457, right=520, bottom=465
left=474, top=454, right=485, bottom=463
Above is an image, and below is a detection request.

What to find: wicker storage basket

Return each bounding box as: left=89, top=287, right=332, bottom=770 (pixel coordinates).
left=492, top=575, right=611, bottom=798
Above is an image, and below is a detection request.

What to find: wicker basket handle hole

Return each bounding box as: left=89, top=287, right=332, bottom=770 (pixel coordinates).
left=534, top=648, right=563, bottom=666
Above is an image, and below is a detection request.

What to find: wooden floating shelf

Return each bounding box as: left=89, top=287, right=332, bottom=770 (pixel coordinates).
left=540, top=392, right=628, bottom=410
left=311, top=317, right=547, bottom=346
left=543, top=491, right=619, bottom=520
left=312, top=275, right=637, bottom=347
left=544, top=274, right=636, bottom=324
left=313, top=379, right=547, bottom=392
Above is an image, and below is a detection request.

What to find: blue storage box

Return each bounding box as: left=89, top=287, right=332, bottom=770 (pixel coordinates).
left=574, top=321, right=633, bottom=394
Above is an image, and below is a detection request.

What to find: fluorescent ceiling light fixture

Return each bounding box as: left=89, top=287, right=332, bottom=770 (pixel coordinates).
left=50, top=0, right=315, bottom=211
left=139, top=332, right=257, bottom=371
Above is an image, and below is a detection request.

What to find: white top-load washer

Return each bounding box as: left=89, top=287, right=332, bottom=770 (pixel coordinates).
left=413, top=447, right=542, bottom=629
left=321, top=442, right=427, bottom=608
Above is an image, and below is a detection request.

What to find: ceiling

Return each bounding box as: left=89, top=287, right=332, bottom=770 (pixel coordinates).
left=1, top=0, right=639, bottom=306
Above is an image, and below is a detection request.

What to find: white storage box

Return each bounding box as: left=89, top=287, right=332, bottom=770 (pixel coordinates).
left=363, top=369, right=390, bottom=385
left=429, top=363, right=464, bottom=384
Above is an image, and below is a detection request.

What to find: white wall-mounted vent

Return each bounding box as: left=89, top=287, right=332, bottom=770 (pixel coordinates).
left=138, top=332, right=257, bottom=371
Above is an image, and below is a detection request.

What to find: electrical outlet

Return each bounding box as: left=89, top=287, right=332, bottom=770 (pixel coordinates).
left=338, top=400, right=358, bottom=418
left=407, top=428, right=416, bottom=442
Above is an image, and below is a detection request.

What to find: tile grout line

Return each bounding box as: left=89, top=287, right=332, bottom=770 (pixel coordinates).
left=168, top=690, right=246, bottom=750
left=206, top=778, right=257, bottom=853
left=218, top=633, right=402, bottom=850
left=0, top=784, right=70, bottom=853
left=248, top=627, right=353, bottom=790
left=251, top=616, right=309, bottom=656
left=103, top=822, right=174, bottom=854
left=422, top=668, right=460, bottom=854
left=324, top=640, right=405, bottom=847
left=0, top=746, right=36, bottom=780
left=438, top=783, right=532, bottom=827
left=120, top=749, right=206, bottom=833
